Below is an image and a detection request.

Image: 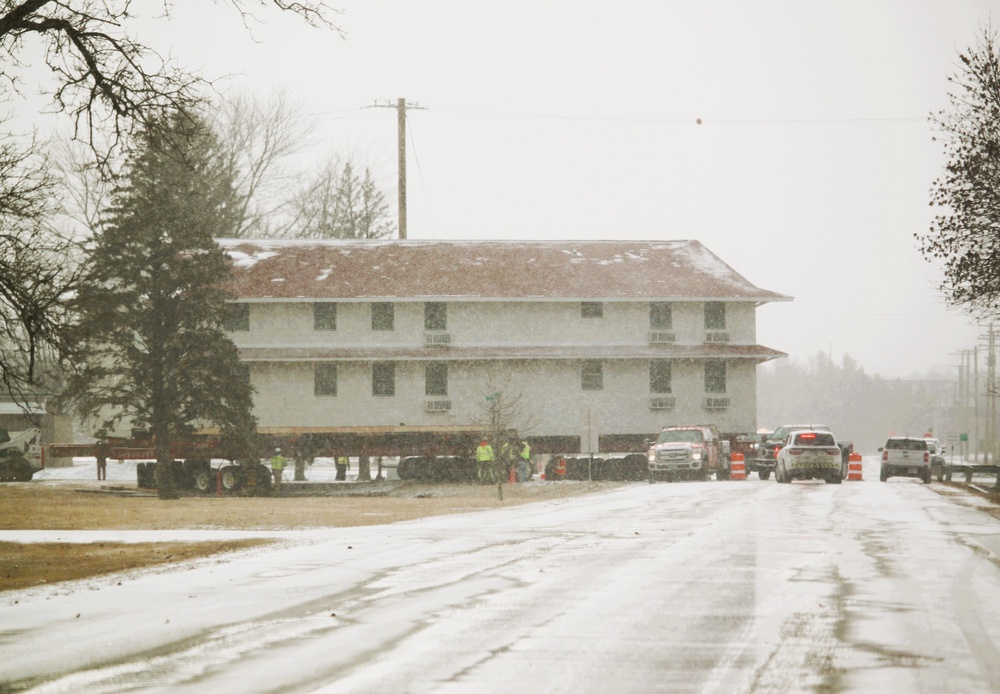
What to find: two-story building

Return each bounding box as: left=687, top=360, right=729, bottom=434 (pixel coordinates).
left=219, top=239, right=790, bottom=454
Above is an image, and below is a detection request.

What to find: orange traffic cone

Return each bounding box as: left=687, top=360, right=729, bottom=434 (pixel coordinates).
left=509, top=465, right=517, bottom=484
left=556, top=457, right=567, bottom=479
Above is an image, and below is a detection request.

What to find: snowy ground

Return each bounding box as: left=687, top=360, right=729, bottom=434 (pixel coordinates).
left=5, top=456, right=1000, bottom=692
left=32, top=456, right=393, bottom=484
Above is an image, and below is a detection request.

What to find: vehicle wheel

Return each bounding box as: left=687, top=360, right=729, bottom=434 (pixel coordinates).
left=648, top=470, right=655, bottom=484
left=880, top=467, right=889, bottom=482
left=193, top=469, right=213, bottom=493
left=936, top=467, right=944, bottom=482
left=923, top=470, right=932, bottom=484
left=759, top=470, right=771, bottom=481
left=828, top=473, right=842, bottom=485
left=220, top=466, right=242, bottom=492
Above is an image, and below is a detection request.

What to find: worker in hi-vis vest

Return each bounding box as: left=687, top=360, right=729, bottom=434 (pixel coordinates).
left=519, top=440, right=532, bottom=482
left=476, top=439, right=494, bottom=484
left=270, top=448, right=287, bottom=493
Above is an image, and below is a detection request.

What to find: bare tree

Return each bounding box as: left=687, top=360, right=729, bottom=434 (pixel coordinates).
left=475, top=370, right=537, bottom=500
left=918, top=25, right=1000, bottom=316
left=286, top=160, right=396, bottom=239
left=0, top=129, right=89, bottom=408
left=213, top=89, right=317, bottom=237
left=0, top=0, right=343, bottom=408
left=0, top=1, right=342, bottom=167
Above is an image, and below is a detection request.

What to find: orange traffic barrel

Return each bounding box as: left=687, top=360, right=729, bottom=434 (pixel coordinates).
left=730, top=452, right=746, bottom=480
left=847, top=452, right=863, bottom=481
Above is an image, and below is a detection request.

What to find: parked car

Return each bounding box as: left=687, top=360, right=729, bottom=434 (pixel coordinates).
left=878, top=437, right=931, bottom=483
left=775, top=429, right=843, bottom=484
left=924, top=438, right=945, bottom=479
left=755, top=424, right=831, bottom=480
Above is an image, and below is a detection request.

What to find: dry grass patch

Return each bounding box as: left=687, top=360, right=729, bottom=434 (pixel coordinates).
left=1, top=539, right=270, bottom=593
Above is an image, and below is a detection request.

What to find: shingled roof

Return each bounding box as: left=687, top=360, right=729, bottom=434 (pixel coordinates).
left=218, top=239, right=792, bottom=303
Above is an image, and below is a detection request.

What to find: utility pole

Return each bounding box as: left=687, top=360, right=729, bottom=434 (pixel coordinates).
left=974, top=346, right=980, bottom=463
left=991, top=324, right=996, bottom=464
left=366, top=98, right=427, bottom=240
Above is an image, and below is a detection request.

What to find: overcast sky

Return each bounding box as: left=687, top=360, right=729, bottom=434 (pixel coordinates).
left=41, top=1, right=1000, bottom=378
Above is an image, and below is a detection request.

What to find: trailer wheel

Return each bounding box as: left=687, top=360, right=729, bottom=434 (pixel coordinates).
left=193, top=469, right=213, bottom=493
left=758, top=470, right=771, bottom=481
left=220, top=466, right=241, bottom=492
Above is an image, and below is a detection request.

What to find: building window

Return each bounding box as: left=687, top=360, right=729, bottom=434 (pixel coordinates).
left=425, top=362, right=448, bottom=396
left=705, top=360, right=727, bottom=393
left=581, top=302, right=604, bottom=319
left=650, top=360, right=672, bottom=394
left=373, top=362, right=395, bottom=396
left=314, top=303, right=337, bottom=331
left=314, top=363, right=338, bottom=396
left=582, top=360, right=603, bottom=391
left=705, top=302, right=726, bottom=330
left=222, top=303, right=250, bottom=332
left=650, top=302, right=672, bottom=329
left=424, top=302, right=447, bottom=331
left=372, top=302, right=395, bottom=331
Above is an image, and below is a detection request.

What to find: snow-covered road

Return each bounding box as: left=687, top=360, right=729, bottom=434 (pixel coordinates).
left=3, top=457, right=1000, bottom=693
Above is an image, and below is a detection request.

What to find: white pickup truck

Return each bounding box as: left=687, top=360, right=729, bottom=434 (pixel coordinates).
left=647, top=424, right=731, bottom=482
left=878, top=436, right=931, bottom=484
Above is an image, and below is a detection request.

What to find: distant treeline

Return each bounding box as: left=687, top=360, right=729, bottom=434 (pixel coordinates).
left=758, top=353, right=952, bottom=455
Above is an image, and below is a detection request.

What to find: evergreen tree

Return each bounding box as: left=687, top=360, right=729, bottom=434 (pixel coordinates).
left=64, top=108, right=257, bottom=500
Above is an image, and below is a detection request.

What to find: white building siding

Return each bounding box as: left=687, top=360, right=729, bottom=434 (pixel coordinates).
left=238, top=299, right=759, bottom=349
left=248, top=355, right=757, bottom=443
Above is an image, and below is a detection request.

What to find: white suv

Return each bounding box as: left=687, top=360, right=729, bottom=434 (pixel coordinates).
left=879, top=437, right=931, bottom=483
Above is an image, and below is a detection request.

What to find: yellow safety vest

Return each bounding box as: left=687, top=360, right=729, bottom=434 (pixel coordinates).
left=476, top=444, right=494, bottom=462
left=271, top=455, right=286, bottom=471
left=520, top=443, right=531, bottom=460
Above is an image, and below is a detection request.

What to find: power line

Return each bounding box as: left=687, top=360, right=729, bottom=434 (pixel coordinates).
left=303, top=105, right=926, bottom=127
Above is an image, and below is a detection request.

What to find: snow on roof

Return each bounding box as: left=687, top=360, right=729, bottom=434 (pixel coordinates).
left=216, top=239, right=792, bottom=303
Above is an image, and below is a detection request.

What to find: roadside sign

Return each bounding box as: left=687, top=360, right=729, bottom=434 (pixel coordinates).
left=960, top=433, right=969, bottom=442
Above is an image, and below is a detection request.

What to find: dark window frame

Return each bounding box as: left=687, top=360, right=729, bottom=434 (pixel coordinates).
left=425, top=362, right=448, bottom=396
left=223, top=303, right=250, bottom=332
left=650, top=360, right=672, bottom=394
left=424, top=302, right=447, bottom=331
left=313, top=303, right=338, bottom=331
left=372, top=362, right=396, bottom=397
left=582, top=360, right=604, bottom=391
left=705, top=302, right=726, bottom=330
left=372, top=302, right=395, bottom=331
left=650, top=302, right=672, bottom=329
left=705, top=360, right=727, bottom=393
left=314, top=363, right=338, bottom=397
